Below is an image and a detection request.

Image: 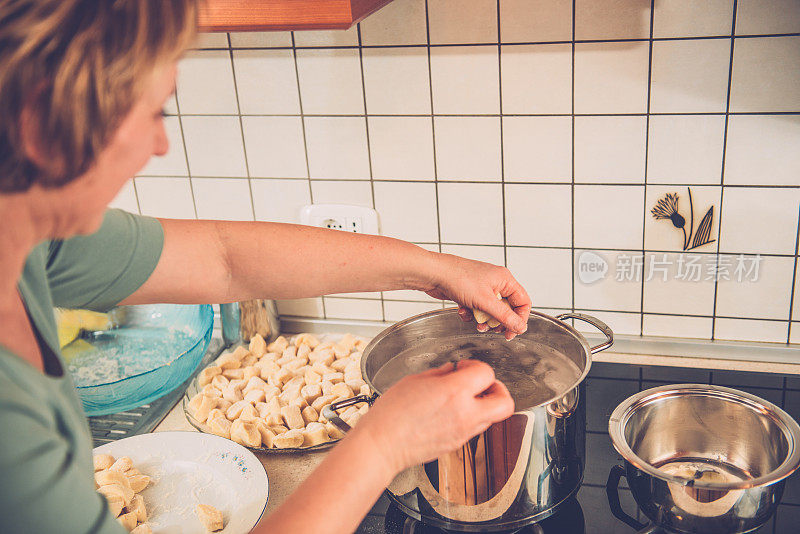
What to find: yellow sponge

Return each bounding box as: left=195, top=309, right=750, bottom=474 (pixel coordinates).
left=56, top=309, right=111, bottom=348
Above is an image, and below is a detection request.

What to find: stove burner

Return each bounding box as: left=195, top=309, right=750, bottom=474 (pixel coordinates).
left=383, top=498, right=585, bottom=534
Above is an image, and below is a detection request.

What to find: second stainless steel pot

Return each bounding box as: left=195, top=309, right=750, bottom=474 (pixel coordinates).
left=606, top=384, right=800, bottom=534
left=324, top=308, right=613, bottom=532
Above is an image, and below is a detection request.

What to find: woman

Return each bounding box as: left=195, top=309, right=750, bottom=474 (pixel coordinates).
left=0, top=1, right=531, bottom=533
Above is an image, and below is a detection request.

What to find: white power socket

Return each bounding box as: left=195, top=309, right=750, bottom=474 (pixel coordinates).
left=299, top=204, right=380, bottom=235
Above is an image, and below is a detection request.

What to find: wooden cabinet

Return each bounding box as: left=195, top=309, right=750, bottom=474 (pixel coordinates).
left=198, top=0, right=395, bottom=32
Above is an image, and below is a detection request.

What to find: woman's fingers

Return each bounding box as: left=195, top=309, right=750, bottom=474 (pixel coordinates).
left=442, top=359, right=497, bottom=396
left=480, top=294, right=527, bottom=335
left=474, top=380, right=515, bottom=423
left=502, top=281, right=532, bottom=331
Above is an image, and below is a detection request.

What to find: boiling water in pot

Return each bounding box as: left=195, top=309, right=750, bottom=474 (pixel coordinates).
left=371, top=335, right=582, bottom=410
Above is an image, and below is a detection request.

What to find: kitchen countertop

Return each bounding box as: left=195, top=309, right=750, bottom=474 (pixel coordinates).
left=153, top=360, right=800, bottom=533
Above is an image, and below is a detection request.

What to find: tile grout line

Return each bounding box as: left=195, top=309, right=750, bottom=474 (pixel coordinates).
left=130, top=177, right=143, bottom=215
left=710, top=0, right=738, bottom=341
left=167, top=111, right=800, bottom=118
left=290, top=31, right=326, bottom=320
left=290, top=32, right=314, bottom=204
left=356, top=24, right=377, bottom=211
left=570, top=0, right=576, bottom=315
left=787, top=207, right=800, bottom=343
left=424, top=0, right=444, bottom=256
left=173, top=71, right=199, bottom=219
left=133, top=174, right=800, bottom=188
left=204, top=32, right=800, bottom=51
left=497, top=0, right=507, bottom=268
left=355, top=23, right=384, bottom=322
left=639, top=0, right=656, bottom=337
left=226, top=33, right=257, bottom=221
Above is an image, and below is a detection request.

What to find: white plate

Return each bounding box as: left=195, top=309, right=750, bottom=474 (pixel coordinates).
left=94, top=431, right=268, bottom=534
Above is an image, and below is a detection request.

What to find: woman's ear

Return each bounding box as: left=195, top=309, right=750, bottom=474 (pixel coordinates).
left=19, top=104, right=59, bottom=175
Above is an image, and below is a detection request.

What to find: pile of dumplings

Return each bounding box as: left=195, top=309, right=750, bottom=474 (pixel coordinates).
left=187, top=332, right=371, bottom=449
left=93, top=454, right=152, bottom=533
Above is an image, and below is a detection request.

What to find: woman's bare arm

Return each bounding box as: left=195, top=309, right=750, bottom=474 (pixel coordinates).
left=122, top=219, right=531, bottom=336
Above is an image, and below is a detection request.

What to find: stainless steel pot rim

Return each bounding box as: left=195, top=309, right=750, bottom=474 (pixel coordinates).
left=360, top=307, right=594, bottom=409
left=608, top=383, right=800, bottom=490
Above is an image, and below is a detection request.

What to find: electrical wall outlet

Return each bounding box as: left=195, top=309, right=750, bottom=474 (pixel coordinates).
left=299, top=204, right=380, bottom=235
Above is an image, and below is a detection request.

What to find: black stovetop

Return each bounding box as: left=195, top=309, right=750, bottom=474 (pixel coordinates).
left=355, top=362, right=800, bottom=534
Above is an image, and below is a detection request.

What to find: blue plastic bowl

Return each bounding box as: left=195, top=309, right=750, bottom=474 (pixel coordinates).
left=70, top=304, right=214, bottom=416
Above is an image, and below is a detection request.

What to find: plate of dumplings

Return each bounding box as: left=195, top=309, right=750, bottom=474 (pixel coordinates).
left=93, top=431, right=268, bottom=533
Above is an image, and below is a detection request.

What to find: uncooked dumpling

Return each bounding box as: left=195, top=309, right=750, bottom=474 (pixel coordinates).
left=196, top=504, right=224, bottom=532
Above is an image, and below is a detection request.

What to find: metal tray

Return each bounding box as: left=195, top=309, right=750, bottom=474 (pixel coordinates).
left=182, top=333, right=370, bottom=453
left=182, top=377, right=340, bottom=453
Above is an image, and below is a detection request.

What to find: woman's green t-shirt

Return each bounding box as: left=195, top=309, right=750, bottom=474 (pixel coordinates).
left=0, top=209, right=164, bottom=533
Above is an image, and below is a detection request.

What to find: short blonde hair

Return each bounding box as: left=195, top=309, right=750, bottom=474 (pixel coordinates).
left=0, top=0, right=198, bottom=192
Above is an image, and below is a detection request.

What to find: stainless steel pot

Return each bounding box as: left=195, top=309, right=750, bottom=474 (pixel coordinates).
left=323, top=308, right=613, bottom=532
left=606, top=384, right=800, bottom=534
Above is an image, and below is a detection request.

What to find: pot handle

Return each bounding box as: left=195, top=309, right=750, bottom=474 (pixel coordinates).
left=606, top=464, right=647, bottom=531
left=556, top=313, right=613, bottom=354
left=321, top=393, right=379, bottom=434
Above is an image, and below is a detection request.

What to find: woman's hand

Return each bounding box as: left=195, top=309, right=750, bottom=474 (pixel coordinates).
left=354, top=360, right=515, bottom=476
left=415, top=253, right=531, bottom=340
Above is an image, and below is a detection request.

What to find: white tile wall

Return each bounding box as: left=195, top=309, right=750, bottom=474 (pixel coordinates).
left=295, top=49, right=364, bottom=115
left=500, top=0, right=572, bottom=43
left=362, top=48, right=431, bottom=115
left=427, top=0, right=497, bottom=44
left=724, top=115, right=800, bottom=186
left=232, top=49, right=300, bottom=115
left=310, top=180, right=373, bottom=207
left=242, top=116, right=307, bottom=178
left=647, top=115, right=726, bottom=185
left=434, top=117, right=501, bottom=180
left=736, top=0, right=800, bottom=35
left=251, top=179, right=310, bottom=223
left=430, top=46, right=499, bottom=114
left=652, top=0, right=734, bottom=38
left=373, top=182, right=439, bottom=242
left=293, top=28, right=359, bottom=47
left=360, top=0, right=428, bottom=46
left=642, top=314, right=713, bottom=339
left=229, top=31, right=292, bottom=48
left=719, top=188, right=800, bottom=254
left=368, top=117, right=435, bottom=180
left=574, top=250, right=643, bottom=312
left=649, top=39, right=731, bottom=113
left=507, top=247, right=572, bottom=309
left=503, top=116, right=572, bottom=182
left=715, top=255, right=795, bottom=319
left=135, top=177, right=196, bottom=219
left=126, top=1, right=799, bottom=344
left=574, top=0, right=651, bottom=40
left=501, top=44, right=572, bottom=114
left=191, top=178, right=253, bottom=221
left=304, top=117, right=370, bottom=179
left=730, top=36, right=800, bottom=113
left=504, top=184, right=572, bottom=247
left=177, top=50, right=238, bottom=114
left=574, top=185, right=644, bottom=249
left=181, top=116, right=247, bottom=177
left=574, top=41, right=650, bottom=113
left=437, top=182, right=504, bottom=245
left=642, top=253, right=717, bottom=315
left=574, top=116, right=647, bottom=183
